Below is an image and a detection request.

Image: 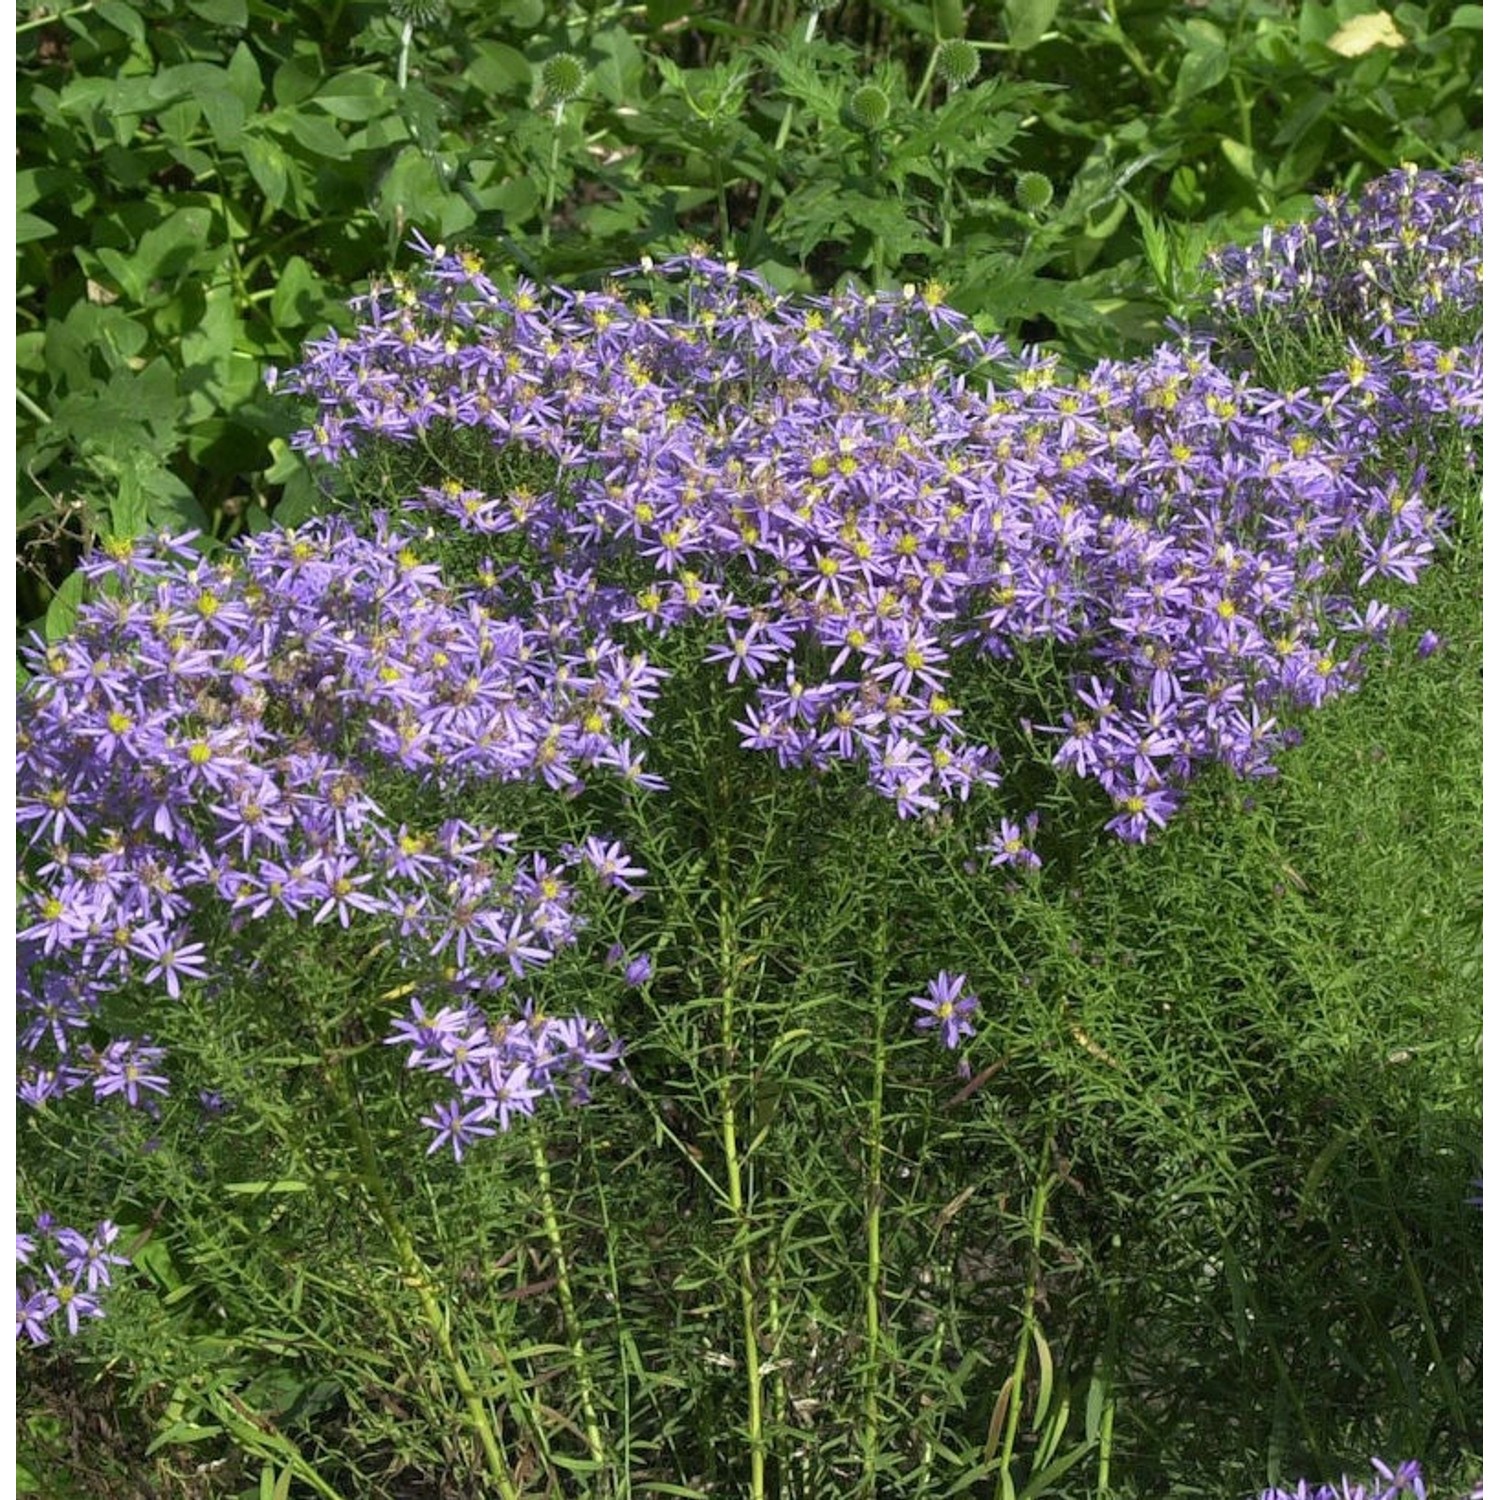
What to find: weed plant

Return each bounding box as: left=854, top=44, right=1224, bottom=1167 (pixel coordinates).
left=15, top=166, right=1482, bottom=1499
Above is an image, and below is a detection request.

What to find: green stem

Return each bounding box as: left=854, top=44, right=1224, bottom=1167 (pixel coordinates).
left=16, top=388, right=51, bottom=425
left=911, top=47, right=941, bottom=113
left=713, top=154, right=732, bottom=257
left=1100, top=0, right=1165, bottom=106
left=528, top=1122, right=607, bottom=1472
left=397, top=17, right=414, bottom=92
left=859, top=906, right=890, bottom=1497
left=542, top=102, right=565, bottom=249
left=17, top=1, right=95, bottom=33
left=715, top=817, right=766, bottom=1500
left=994, top=1140, right=1054, bottom=1500
left=329, top=1059, right=519, bottom=1500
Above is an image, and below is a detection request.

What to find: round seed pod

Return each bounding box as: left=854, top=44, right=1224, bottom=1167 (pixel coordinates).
left=848, top=84, right=891, bottom=131
left=1015, top=170, right=1055, bottom=214
left=540, top=53, right=588, bottom=105
left=933, top=39, right=981, bottom=88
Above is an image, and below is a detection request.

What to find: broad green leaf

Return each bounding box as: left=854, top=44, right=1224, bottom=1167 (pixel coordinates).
left=1004, top=0, right=1060, bottom=51
left=313, top=73, right=396, bottom=121
left=225, top=41, right=265, bottom=112
left=51, top=360, right=182, bottom=460
left=18, top=212, right=56, bottom=245
left=1447, top=4, right=1482, bottom=26
left=272, top=51, right=323, bottom=108
left=590, top=26, right=646, bottom=106
left=1220, top=135, right=1273, bottom=190
left=242, top=134, right=292, bottom=210
left=270, top=254, right=323, bottom=327
left=95, top=0, right=146, bottom=40
left=134, top=207, right=217, bottom=289
left=498, top=0, right=545, bottom=25
left=277, top=109, right=352, bottom=161
left=188, top=0, right=248, bottom=25
left=110, top=454, right=153, bottom=539
left=80, top=244, right=145, bottom=301
left=144, top=467, right=210, bottom=535
left=186, top=417, right=273, bottom=476
left=377, top=146, right=476, bottom=238
left=464, top=40, right=533, bottom=97
left=44, top=571, right=85, bottom=642
left=489, top=176, right=541, bottom=222
left=1297, top=1, right=1340, bottom=47
left=1176, top=45, right=1229, bottom=101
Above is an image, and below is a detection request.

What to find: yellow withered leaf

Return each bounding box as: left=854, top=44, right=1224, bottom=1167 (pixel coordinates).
left=1326, top=11, right=1406, bottom=57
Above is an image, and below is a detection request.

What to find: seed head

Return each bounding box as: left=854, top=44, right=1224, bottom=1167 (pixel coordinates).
left=390, top=0, right=445, bottom=23
left=848, top=84, right=891, bottom=131
left=933, top=39, right=981, bottom=88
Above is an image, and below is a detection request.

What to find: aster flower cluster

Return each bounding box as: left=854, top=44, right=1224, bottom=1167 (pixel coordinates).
left=15, top=1216, right=129, bottom=1345
left=283, top=170, right=1475, bottom=854
left=16, top=518, right=643, bottom=1147
left=1205, top=160, right=1482, bottom=427
left=1259, top=1458, right=1463, bottom=1500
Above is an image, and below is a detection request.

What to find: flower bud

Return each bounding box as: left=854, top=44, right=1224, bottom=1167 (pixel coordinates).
left=933, top=39, right=981, bottom=88
left=540, top=53, right=587, bottom=105
left=848, top=83, right=891, bottom=131
left=1015, top=170, right=1055, bottom=214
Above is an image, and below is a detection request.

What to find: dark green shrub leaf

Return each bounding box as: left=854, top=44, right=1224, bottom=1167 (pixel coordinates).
left=590, top=27, right=646, bottom=106
left=270, top=255, right=325, bottom=328
left=108, top=453, right=153, bottom=539
left=187, top=0, right=248, bottom=27
left=272, top=50, right=324, bottom=108
left=1004, top=0, right=1061, bottom=51
left=277, top=109, right=352, bottom=161
left=312, top=74, right=396, bottom=122
left=44, top=571, right=85, bottom=642
left=498, top=0, right=545, bottom=26
left=225, top=42, right=265, bottom=112
left=186, top=417, right=274, bottom=476
left=464, top=40, right=533, bottom=96
left=243, top=133, right=293, bottom=210
left=18, top=212, right=56, bottom=245
left=94, top=0, right=147, bottom=41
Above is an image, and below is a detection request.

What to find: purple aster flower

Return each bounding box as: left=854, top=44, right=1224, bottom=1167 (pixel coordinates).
left=420, top=1100, right=497, bottom=1162
left=90, top=1038, right=170, bottom=1108
left=16, top=1284, right=59, bottom=1345
left=910, top=971, right=980, bottom=1050
left=44, top=1265, right=105, bottom=1337
left=128, top=929, right=209, bottom=999
left=1416, top=630, right=1444, bottom=659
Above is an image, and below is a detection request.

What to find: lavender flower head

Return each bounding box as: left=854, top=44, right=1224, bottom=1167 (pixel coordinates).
left=15, top=1218, right=128, bottom=1346
left=910, top=971, right=980, bottom=1050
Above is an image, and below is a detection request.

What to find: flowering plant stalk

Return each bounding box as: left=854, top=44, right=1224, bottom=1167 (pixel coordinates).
left=15, top=164, right=1481, bottom=1496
